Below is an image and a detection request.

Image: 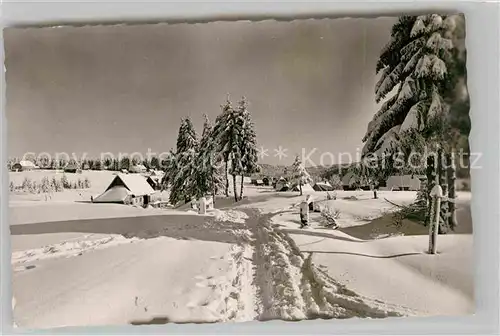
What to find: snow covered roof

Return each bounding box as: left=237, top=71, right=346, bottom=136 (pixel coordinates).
left=104, top=173, right=155, bottom=196
left=150, top=170, right=165, bottom=177
left=93, top=185, right=131, bottom=203
left=130, top=165, right=147, bottom=173
left=313, top=181, right=334, bottom=191
left=19, top=160, right=36, bottom=167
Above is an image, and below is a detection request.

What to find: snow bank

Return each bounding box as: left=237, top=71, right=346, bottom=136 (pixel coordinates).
left=273, top=209, right=474, bottom=317
left=184, top=208, right=249, bottom=223
left=310, top=234, right=473, bottom=316
left=9, top=202, right=182, bottom=226
left=12, top=235, right=139, bottom=265
left=210, top=209, right=249, bottom=224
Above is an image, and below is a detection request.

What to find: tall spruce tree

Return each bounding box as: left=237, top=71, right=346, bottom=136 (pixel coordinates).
left=161, top=149, right=177, bottom=190
left=362, top=14, right=464, bottom=232
left=213, top=99, right=233, bottom=197
left=236, top=97, right=259, bottom=199
left=213, top=97, right=245, bottom=201
left=197, top=114, right=224, bottom=201
left=169, top=117, right=199, bottom=205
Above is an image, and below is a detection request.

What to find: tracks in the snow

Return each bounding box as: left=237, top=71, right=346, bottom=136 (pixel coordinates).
left=239, top=208, right=411, bottom=322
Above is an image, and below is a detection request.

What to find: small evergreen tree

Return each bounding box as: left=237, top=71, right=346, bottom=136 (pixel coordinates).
left=150, top=156, right=160, bottom=170
left=94, top=160, right=102, bottom=171
left=103, top=157, right=113, bottom=170
left=52, top=176, right=64, bottom=192
left=61, top=174, right=71, bottom=189
left=84, top=177, right=91, bottom=189
left=120, top=157, right=130, bottom=171
left=9, top=181, right=15, bottom=192
left=32, top=181, right=40, bottom=194
left=328, top=175, right=343, bottom=190
left=41, top=176, right=52, bottom=194
left=22, top=177, right=32, bottom=192
left=290, top=155, right=313, bottom=196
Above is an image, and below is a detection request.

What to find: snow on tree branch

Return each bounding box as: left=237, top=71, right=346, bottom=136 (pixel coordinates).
left=373, top=125, right=402, bottom=157
left=375, top=63, right=405, bottom=103
left=400, top=101, right=426, bottom=133
left=415, top=55, right=447, bottom=80
left=411, top=17, right=426, bottom=37
left=426, top=33, right=453, bottom=53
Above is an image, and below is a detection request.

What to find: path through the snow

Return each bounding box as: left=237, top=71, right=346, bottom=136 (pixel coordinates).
left=241, top=208, right=414, bottom=321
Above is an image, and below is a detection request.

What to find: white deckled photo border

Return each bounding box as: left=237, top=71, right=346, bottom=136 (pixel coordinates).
left=1, top=1, right=499, bottom=335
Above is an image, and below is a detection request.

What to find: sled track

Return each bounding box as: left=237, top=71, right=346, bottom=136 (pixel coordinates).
left=243, top=208, right=414, bottom=321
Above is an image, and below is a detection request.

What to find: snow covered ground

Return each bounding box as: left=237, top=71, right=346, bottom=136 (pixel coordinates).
left=11, top=209, right=257, bottom=328
left=9, top=176, right=474, bottom=329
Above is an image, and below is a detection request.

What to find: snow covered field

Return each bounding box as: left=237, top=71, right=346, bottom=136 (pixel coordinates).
left=9, top=172, right=474, bottom=329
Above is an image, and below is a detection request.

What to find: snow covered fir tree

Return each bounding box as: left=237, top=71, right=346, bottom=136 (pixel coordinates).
left=290, top=155, right=313, bottom=196
left=360, top=14, right=469, bottom=234
left=166, top=117, right=200, bottom=205
left=196, top=114, right=225, bottom=203
left=164, top=97, right=259, bottom=205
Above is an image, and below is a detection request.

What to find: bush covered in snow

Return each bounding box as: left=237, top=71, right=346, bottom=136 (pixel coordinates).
left=51, top=176, right=64, bottom=192
left=61, top=174, right=71, bottom=189
left=10, top=175, right=92, bottom=194
left=320, top=205, right=341, bottom=227
left=84, top=177, right=91, bottom=189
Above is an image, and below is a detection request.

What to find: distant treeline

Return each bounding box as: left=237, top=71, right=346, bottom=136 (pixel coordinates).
left=7, top=157, right=166, bottom=171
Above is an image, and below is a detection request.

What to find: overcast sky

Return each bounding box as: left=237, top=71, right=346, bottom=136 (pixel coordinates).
left=5, top=17, right=396, bottom=166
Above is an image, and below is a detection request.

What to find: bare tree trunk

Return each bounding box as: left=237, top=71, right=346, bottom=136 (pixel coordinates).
left=299, top=182, right=303, bottom=196
left=240, top=175, right=244, bottom=200
left=224, top=161, right=229, bottom=197
left=446, top=152, right=458, bottom=230
left=425, top=155, right=437, bottom=226
left=232, top=174, right=238, bottom=202
left=211, top=173, right=216, bottom=206
left=437, top=149, right=449, bottom=234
